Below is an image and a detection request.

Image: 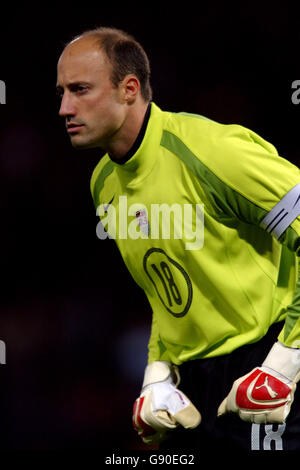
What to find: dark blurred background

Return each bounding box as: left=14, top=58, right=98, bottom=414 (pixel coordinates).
left=0, top=1, right=300, bottom=453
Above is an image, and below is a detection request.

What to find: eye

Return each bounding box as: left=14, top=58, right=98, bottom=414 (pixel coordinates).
left=56, top=87, right=64, bottom=99
left=75, top=85, right=88, bottom=94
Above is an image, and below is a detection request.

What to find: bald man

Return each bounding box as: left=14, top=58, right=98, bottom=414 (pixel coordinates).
left=57, top=27, right=300, bottom=452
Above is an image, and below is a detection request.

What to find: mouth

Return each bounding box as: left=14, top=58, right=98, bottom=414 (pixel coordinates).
left=67, top=123, right=85, bottom=134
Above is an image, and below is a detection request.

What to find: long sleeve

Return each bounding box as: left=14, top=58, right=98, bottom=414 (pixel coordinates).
left=147, top=309, right=172, bottom=363
left=179, top=122, right=300, bottom=349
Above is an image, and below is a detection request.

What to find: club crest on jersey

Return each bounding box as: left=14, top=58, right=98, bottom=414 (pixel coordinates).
left=136, top=209, right=150, bottom=236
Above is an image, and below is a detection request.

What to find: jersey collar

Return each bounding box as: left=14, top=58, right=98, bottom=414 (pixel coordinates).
left=111, top=102, right=163, bottom=188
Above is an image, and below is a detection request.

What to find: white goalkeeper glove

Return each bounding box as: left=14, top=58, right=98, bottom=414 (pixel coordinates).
left=132, top=361, right=201, bottom=444
left=218, top=341, right=300, bottom=424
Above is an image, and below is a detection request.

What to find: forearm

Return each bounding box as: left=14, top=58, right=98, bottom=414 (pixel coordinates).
left=278, top=257, right=300, bottom=348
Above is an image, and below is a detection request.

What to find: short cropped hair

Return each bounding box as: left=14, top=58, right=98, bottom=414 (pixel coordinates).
left=69, top=27, right=152, bottom=102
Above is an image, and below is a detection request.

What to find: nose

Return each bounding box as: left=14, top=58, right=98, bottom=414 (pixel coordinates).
left=58, top=91, right=76, bottom=118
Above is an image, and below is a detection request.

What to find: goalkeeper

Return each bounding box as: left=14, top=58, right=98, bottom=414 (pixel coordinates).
left=57, top=27, right=300, bottom=451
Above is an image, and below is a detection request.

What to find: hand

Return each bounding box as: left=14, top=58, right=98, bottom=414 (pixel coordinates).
left=132, top=361, right=201, bottom=444
left=218, top=342, right=300, bottom=424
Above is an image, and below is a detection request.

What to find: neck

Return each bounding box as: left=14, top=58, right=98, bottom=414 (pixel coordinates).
left=106, top=100, right=149, bottom=160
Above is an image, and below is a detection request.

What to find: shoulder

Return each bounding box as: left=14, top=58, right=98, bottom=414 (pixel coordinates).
left=163, top=110, right=277, bottom=158
left=161, top=109, right=280, bottom=180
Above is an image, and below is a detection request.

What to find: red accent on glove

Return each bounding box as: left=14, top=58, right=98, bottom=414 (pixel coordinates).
left=132, top=397, right=156, bottom=438
left=236, top=368, right=291, bottom=410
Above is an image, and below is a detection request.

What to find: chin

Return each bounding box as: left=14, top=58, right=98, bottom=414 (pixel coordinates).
left=70, top=137, right=98, bottom=150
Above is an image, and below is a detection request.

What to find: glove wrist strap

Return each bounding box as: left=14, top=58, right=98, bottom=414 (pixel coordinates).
left=262, top=341, right=300, bottom=382
left=142, top=361, right=180, bottom=390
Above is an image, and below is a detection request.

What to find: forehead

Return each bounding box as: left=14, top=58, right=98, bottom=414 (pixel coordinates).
left=57, top=38, right=110, bottom=83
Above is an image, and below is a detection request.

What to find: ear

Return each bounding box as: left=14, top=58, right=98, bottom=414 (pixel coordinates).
left=121, top=75, right=140, bottom=103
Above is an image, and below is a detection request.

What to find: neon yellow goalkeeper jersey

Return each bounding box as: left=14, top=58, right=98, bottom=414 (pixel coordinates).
left=90, top=102, right=300, bottom=365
